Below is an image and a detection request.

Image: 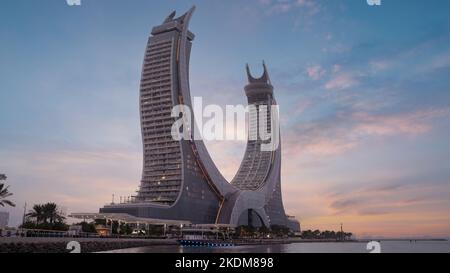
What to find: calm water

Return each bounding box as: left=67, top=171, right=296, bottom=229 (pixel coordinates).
left=105, top=241, right=450, bottom=253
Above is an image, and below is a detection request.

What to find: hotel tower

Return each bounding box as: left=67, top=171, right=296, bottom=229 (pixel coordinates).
left=100, top=6, right=300, bottom=231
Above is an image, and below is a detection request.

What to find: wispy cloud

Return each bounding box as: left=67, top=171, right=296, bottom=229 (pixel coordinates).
left=351, top=109, right=449, bottom=136
left=306, top=64, right=326, bottom=80
left=259, top=0, right=319, bottom=14
left=324, top=72, right=359, bottom=90
left=283, top=107, right=450, bottom=158
left=257, top=0, right=322, bottom=29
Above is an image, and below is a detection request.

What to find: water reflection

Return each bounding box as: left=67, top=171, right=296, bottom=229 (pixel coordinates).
left=103, top=241, right=450, bottom=253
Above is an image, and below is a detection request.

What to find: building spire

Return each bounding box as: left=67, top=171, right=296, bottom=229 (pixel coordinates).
left=162, top=6, right=196, bottom=24
left=262, top=60, right=271, bottom=85
left=246, top=61, right=271, bottom=84
left=246, top=63, right=253, bottom=82
left=163, top=11, right=177, bottom=23
left=175, top=6, right=196, bottom=24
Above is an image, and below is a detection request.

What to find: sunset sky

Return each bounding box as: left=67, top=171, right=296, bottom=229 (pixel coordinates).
left=1, top=0, right=450, bottom=238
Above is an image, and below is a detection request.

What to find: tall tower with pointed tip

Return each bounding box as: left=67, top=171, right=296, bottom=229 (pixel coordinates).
left=100, top=7, right=300, bottom=232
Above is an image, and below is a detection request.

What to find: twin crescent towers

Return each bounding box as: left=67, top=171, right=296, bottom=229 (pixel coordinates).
left=100, top=7, right=300, bottom=231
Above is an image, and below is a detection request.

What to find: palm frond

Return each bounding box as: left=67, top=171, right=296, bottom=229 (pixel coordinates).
left=0, top=192, right=13, bottom=198
left=0, top=199, right=16, bottom=207
left=0, top=185, right=12, bottom=196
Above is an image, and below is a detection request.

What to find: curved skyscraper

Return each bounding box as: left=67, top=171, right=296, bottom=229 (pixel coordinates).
left=100, top=6, right=300, bottom=231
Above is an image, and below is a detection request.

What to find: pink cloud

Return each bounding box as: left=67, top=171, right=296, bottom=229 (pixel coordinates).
left=282, top=107, right=450, bottom=159
left=352, top=108, right=449, bottom=137
left=325, top=72, right=358, bottom=90
left=285, top=173, right=450, bottom=237
left=299, top=138, right=357, bottom=156
left=306, top=65, right=326, bottom=80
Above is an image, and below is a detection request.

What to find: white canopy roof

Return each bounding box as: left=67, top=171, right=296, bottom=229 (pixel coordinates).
left=69, top=213, right=191, bottom=226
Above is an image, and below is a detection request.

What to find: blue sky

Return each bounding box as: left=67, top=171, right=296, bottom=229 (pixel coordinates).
left=1, top=0, right=450, bottom=237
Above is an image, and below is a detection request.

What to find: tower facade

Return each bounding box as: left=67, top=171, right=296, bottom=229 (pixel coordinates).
left=232, top=63, right=275, bottom=191
left=100, top=7, right=300, bottom=231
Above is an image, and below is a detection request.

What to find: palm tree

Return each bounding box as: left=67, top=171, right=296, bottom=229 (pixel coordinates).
left=0, top=174, right=15, bottom=207
left=26, top=204, right=45, bottom=225
left=42, top=203, right=65, bottom=224
left=27, top=203, right=66, bottom=225
left=313, top=229, right=321, bottom=239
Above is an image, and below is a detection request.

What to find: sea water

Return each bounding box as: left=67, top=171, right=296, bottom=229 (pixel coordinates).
left=104, top=240, right=450, bottom=253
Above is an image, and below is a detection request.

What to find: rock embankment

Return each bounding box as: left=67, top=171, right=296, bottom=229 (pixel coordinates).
left=0, top=237, right=178, bottom=253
